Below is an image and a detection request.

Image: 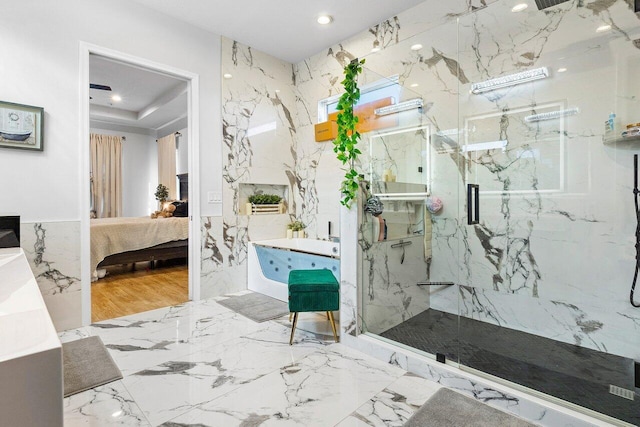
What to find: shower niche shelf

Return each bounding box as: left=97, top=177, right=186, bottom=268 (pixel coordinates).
left=239, top=183, right=290, bottom=216
left=603, top=134, right=640, bottom=145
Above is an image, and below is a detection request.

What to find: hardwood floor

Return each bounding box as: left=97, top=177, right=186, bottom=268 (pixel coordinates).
left=91, top=263, right=188, bottom=323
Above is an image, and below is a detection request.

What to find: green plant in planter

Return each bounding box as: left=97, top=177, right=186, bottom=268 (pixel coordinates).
left=287, top=220, right=306, bottom=232
left=333, top=58, right=365, bottom=208
left=155, top=184, right=169, bottom=203
left=248, top=194, right=282, bottom=205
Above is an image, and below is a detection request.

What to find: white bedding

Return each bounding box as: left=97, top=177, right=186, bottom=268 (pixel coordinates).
left=90, top=216, right=189, bottom=278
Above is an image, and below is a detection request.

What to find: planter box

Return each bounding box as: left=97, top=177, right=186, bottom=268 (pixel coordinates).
left=249, top=203, right=285, bottom=215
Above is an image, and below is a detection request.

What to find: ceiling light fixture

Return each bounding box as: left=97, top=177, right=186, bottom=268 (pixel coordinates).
left=524, top=107, right=579, bottom=122
left=511, top=3, right=529, bottom=12
left=557, top=67, right=567, bottom=73
left=223, top=73, right=233, bottom=79
left=375, top=98, right=423, bottom=116
left=410, top=83, right=419, bottom=88
left=471, top=67, right=549, bottom=94
left=410, top=43, right=423, bottom=51
left=371, top=47, right=381, bottom=53
left=111, top=95, right=122, bottom=102
left=317, top=15, right=333, bottom=25
left=596, top=24, right=611, bottom=32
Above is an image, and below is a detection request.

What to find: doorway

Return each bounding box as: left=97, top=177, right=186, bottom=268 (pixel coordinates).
left=79, top=44, right=201, bottom=325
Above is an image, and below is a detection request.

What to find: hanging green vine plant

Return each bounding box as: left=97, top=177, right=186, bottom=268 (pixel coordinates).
left=333, top=58, right=365, bottom=208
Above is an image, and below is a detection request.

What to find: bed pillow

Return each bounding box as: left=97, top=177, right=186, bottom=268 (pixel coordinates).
left=172, top=201, right=189, bottom=217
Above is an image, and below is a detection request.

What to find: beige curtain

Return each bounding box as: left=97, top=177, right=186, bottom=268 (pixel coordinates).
left=90, top=133, right=122, bottom=218
left=157, top=133, right=177, bottom=200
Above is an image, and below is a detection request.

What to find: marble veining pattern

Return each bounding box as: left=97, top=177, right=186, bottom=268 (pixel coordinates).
left=20, top=222, right=80, bottom=296
left=60, top=298, right=602, bottom=427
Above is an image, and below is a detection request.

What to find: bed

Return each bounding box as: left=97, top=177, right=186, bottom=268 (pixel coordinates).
left=91, top=216, right=189, bottom=279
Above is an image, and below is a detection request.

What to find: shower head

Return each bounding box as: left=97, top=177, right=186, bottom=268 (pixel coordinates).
left=534, top=0, right=570, bottom=10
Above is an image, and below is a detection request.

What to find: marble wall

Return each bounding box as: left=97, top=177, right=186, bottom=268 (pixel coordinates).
left=336, top=0, right=640, bottom=365
left=20, top=222, right=81, bottom=331
left=200, top=38, right=298, bottom=298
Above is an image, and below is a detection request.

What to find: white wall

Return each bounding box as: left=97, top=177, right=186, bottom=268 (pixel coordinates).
left=0, top=0, right=222, bottom=330
left=0, top=0, right=222, bottom=222
left=90, top=128, right=157, bottom=217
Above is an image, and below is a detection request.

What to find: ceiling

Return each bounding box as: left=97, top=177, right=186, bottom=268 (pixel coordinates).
left=130, top=0, right=427, bottom=63
left=89, top=55, right=187, bottom=135
left=89, top=1, right=426, bottom=134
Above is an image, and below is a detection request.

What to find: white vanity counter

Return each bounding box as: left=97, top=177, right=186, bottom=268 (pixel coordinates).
left=0, top=247, right=63, bottom=426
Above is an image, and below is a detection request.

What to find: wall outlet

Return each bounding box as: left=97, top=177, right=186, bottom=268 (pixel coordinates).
left=207, top=191, right=222, bottom=203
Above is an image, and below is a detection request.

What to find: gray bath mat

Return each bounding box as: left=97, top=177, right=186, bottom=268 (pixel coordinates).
left=404, top=387, right=537, bottom=427
left=63, top=336, right=122, bottom=397
left=218, top=292, right=289, bottom=322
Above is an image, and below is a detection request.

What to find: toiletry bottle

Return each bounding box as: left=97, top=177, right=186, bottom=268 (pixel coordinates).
left=609, top=112, right=617, bottom=138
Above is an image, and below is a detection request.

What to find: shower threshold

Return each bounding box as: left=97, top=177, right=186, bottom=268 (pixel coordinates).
left=379, top=308, right=638, bottom=425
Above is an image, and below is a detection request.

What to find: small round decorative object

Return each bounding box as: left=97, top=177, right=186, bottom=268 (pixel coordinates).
left=426, top=196, right=443, bottom=214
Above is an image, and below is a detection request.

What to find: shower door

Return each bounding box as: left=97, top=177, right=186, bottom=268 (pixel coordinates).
left=359, top=20, right=463, bottom=366
left=456, top=1, right=640, bottom=424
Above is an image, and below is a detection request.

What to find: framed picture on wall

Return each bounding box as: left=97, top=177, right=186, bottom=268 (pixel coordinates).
left=0, top=101, right=44, bottom=151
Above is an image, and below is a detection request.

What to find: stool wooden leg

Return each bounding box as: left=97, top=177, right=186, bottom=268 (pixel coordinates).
left=289, top=312, right=293, bottom=322
left=289, top=312, right=299, bottom=345
left=328, top=311, right=339, bottom=343
left=326, top=311, right=330, bottom=320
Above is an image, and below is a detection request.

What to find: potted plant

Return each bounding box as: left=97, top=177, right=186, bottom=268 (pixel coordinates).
left=287, top=220, right=306, bottom=238
left=247, top=194, right=284, bottom=215
left=155, top=184, right=169, bottom=208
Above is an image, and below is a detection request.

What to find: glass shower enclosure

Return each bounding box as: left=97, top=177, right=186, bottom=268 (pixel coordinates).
left=357, top=1, right=640, bottom=425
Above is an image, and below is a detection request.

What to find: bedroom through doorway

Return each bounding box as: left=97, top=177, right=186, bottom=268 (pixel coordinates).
left=87, top=54, right=191, bottom=322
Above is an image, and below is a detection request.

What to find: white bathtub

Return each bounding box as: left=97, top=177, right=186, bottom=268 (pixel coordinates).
left=248, top=238, right=340, bottom=302
left=0, top=248, right=63, bottom=426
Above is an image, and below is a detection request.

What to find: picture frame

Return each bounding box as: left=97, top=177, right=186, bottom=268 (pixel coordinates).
left=0, top=101, right=44, bottom=151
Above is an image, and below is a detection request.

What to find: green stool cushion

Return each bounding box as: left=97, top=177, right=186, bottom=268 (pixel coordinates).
left=288, top=269, right=339, bottom=313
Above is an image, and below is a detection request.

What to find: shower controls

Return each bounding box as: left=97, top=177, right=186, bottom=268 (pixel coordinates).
left=436, top=353, right=446, bottom=364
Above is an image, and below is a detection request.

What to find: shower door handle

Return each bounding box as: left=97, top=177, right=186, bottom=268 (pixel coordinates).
left=467, top=184, right=479, bottom=225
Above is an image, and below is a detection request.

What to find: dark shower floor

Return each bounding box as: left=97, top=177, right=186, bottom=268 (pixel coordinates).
left=379, top=309, right=638, bottom=425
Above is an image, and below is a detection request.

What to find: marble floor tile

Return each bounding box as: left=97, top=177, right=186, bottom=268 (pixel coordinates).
left=63, top=381, right=150, bottom=426
left=100, top=311, right=269, bottom=376
left=58, top=326, right=92, bottom=343
left=163, top=344, right=405, bottom=426
left=124, top=331, right=323, bottom=425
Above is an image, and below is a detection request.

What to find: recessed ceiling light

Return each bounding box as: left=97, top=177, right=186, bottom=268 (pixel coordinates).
left=410, top=83, right=419, bottom=88
left=371, top=47, right=381, bottom=53
left=511, top=3, right=528, bottom=12
left=223, top=73, right=233, bottom=79
left=596, top=24, right=611, bottom=32
left=275, top=89, right=281, bottom=93
left=557, top=67, right=567, bottom=73
left=410, top=43, right=423, bottom=51
left=317, top=15, right=333, bottom=25
left=111, top=95, right=121, bottom=102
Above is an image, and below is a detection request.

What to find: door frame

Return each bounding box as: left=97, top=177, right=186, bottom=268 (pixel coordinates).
left=79, top=42, right=201, bottom=325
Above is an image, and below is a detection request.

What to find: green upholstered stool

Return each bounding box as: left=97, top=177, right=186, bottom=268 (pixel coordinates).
left=288, top=269, right=339, bottom=345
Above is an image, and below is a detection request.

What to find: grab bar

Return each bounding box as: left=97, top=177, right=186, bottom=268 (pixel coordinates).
left=417, top=282, right=455, bottom=286
left=391, top=241, right=412, bottom=249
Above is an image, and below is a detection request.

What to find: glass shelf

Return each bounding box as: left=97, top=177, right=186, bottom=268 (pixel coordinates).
left=603, top=134, right=640, bottom=145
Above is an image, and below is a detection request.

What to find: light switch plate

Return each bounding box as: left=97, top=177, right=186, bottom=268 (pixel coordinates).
left=207, top=191, right=222, bottom=203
